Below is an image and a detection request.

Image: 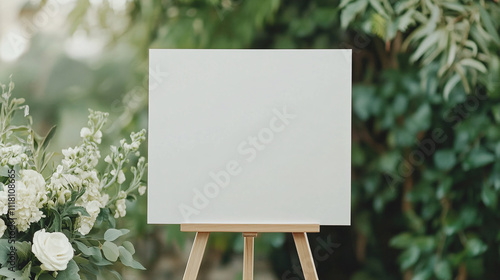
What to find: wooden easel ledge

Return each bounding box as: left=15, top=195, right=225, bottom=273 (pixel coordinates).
left=181, top=223, right=320, bottom=233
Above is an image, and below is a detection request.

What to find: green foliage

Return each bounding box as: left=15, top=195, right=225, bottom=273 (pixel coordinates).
left=340, top=0, right=500, bottom=98
left=23, top=0, right=500, bottom=279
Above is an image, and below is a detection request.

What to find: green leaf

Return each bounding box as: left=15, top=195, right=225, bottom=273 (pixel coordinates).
left=463, top=148, right=495, bottom=170
left=434, top=150, right=456, bottom=170
left=478, top=5, right=500, bottom=45
left=410, top=29, right=442, bottom=62
left=443, top=73, right=461, bottom=100
left=312, top=8, right=337, bottom=28
left=407, top=103, right=431, bottom=132
left=40, top=125, right=57, bottom=150
left=399, top=246, right=420, bottom=270
left=493, top=162, right=500, bottom=190
left=341, top=0, right=368, bottom=28
left=48, top=207, right=62, bottom=232
left=434, top=259, right=452, bottom=280
left=102, top=241, right=119, bottom=262
left=393, top=95, right=408, bottom=116
left=65, top=206, right=90, bottom=217
left=466, top=238, right=487, bottom=257
left=21, top=261, right=31, bottom=280
left=15, top=241, right=32, bottom=262
left=118, top=246, right=146, bottom=270
left=390, top=232, right=412, bottom=249
left=0, top=267, right=23, bottom=278
left=56, top=260, right=80, bottom=280
left=88, top=246, right=104, bottom=262
left=368, top=0, right=389, bottom=18
left=353, top=85, right=376, bottom=120
left=74, top=241, right=93, bottom=256
left=414, top=236, right=436, bottom=252
left=481, top=185, right=497, bottom=209
left=104, top=228, right=130, bottom=242
left=121, top=241, right=135, bottom=255
left=109, top=270, right=123, bottom=280
left=459, top=58, right=487, bottom=73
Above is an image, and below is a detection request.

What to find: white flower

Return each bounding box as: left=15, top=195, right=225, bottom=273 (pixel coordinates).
left=3, top=170, right=48, bottom=232
left=76, top=200, right=103, bottom=235
left=114, top=191, right=127, bottom=218
left=80, top=127, right=91, bottom=138
left=0, top=191, right=8, bottom=215
left=0, top=219, right=6, bottom=237
left=104, top=155, right=112, bottom=164
left=138, top=186, right=146, bottom=196
left=93, top=130, right=102, bottom=144
left=32, top=229, right=74, bottom=271
left=21, top=170, right=46, bottom=191
left=0, top=144, right=28, bottom=167
left=117, top=170, right=126, bottom=184
left=23, top=105, right=29, bottom=117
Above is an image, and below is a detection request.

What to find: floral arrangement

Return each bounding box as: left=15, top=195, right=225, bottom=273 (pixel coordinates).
left=0, top=79, right=147, bottom=279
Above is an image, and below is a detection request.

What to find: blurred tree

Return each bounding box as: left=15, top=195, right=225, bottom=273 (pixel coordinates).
left=2, top=0, right=499, bottom=279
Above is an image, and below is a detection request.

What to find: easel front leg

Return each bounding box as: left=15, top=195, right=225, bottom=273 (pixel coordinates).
left=293, top=232, right=319, bottom=280
left=183, top=232, right=210, bottom=280
left=243, top=233, right=257, bottom=280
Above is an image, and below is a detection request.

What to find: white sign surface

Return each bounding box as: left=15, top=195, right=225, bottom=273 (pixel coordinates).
left=148, top=49, right=351, bottom=225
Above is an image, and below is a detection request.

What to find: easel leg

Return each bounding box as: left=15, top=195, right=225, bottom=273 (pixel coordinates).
left=243, top=233, right=257, bottom=280
left=183, top=232, right=210, bottom=280
left=293, top=232, right=319, bottom=280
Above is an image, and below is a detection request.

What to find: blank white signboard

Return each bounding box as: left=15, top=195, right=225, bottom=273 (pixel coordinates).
left=148, top=49, right=351, bottom=225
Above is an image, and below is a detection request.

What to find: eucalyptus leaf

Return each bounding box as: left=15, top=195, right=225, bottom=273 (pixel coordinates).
left=104, top=229, right=130, bottom=242
left=118, top=246, right=145, bottom=270
left=102, top=241, right=119, bottom=262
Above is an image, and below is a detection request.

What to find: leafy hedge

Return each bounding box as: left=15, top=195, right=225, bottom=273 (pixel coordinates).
left=64, top=0, right=500, bottom=278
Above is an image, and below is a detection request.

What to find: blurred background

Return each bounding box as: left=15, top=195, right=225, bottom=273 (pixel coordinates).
left=1, top=0, right=500, bottom=279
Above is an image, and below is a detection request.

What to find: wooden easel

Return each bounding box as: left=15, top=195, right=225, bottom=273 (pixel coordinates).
left=181, top=224, right=320, bottom=280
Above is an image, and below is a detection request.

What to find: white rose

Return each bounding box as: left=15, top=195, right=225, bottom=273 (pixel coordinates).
left=32, top=229, right=74, bottom=271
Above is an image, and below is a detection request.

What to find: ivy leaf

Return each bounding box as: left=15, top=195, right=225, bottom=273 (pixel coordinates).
left=462, top=148, right=495, bottom=170
left=353, top=85, right=376, bottom=120
left=466, top=238, right=487, bottom=257
left=434, top=260, right=452, bottom=280
left=434, top=150, right=456, bottom=170
left=481, top=185, right=497, bottom=209
left=399, top=246, right=420, bottom=270
left=390, top=232, right=412, bottom=249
